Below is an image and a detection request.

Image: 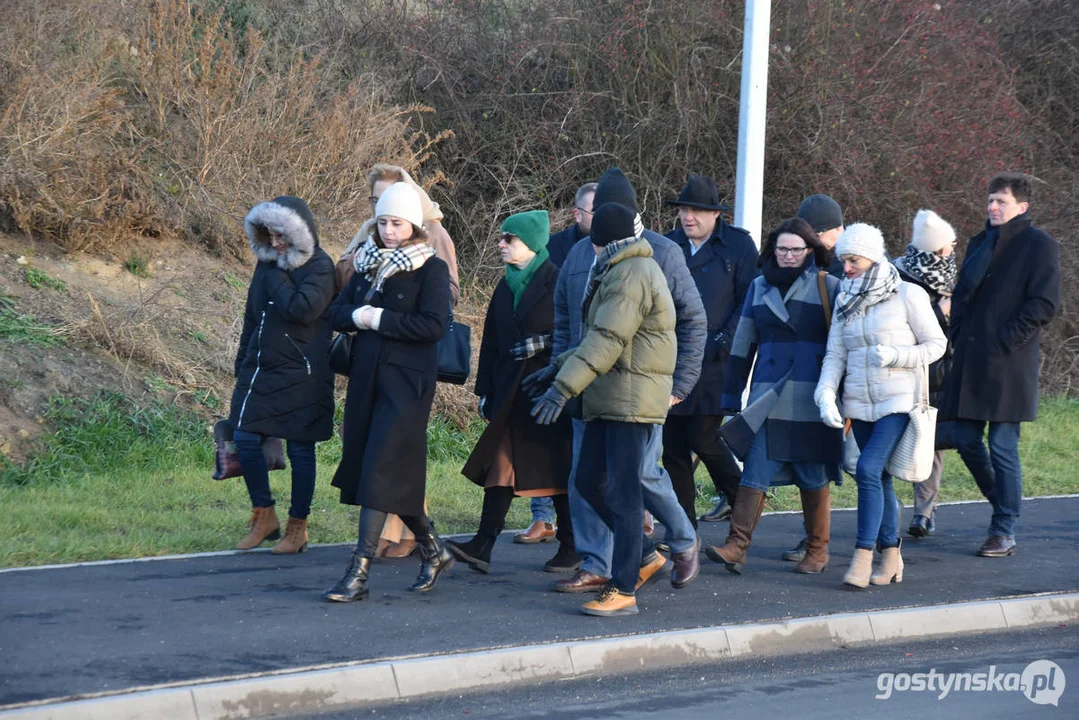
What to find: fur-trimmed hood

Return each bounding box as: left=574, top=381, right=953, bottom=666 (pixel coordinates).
left=244, top=196, right=320, bottom=270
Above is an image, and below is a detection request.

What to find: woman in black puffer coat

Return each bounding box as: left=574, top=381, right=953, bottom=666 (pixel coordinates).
left=229, top=196, right=336, bottom=554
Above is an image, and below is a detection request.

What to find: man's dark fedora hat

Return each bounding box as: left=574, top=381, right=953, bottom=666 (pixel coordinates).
left=665, top=174, right=731, bottom=212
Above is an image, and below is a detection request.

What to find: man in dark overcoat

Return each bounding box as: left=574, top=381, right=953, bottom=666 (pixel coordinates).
left=546, top=182, right=597, bottom=269
left=663, top=174, right=759, bottom=527
left=943, top=172, right=1061, bottom=558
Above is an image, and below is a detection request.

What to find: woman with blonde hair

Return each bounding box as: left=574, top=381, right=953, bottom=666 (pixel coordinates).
left=323, top=182, right=454, bottom=602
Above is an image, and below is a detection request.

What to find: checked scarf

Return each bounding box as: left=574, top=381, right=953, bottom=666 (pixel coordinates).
left=893, top=245, right=957, bottom=297
left=835, top=259, right=900, bottom=321
left=510, top=333, right=552, bottom=361
left=352, top=236, right=435, bottom=300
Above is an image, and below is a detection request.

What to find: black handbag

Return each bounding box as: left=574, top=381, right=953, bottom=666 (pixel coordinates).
left=328, top=332, right=353, bottom=376
left=437, top=309, right=471, bottom=385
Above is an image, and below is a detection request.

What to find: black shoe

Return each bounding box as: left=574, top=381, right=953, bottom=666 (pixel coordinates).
left=323, top=554, right=371, bottom=602
left=908, top=514, right=935, bottom=538
left=654, top=541, right=670, bottom=554
left=544, top=543, right=582, bottom=573
left=699, top=497, right=732, bottom=523
left=411, top=532, right=455, bottom=592
left=781, top=537, right=808, bottom=562
left=446, top=535, right=494, bottom=573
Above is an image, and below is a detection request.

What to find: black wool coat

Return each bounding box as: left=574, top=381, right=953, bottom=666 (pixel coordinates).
left=893, top=263, right=952, bottom=404
left=229, top=199, right=336, bottom=443
left=462, top=262, right=571, bottom=492
left=329, top=257, right=450, bottom=515
left=665, top=222, right=759, bottom=416
left=942, top=215, right=1061, bottom=422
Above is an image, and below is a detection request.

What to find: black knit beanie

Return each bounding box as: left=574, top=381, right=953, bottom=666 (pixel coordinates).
left=590, top=203, right=639, bottom=247
left=592, top=168, right=639, bottom=214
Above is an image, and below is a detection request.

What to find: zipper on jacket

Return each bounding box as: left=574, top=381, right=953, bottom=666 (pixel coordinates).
left=237, top=307, right=268, bottom=428
left=862, top=313, right=876, bottom=405
left=284, top=333, right=312, bottom=376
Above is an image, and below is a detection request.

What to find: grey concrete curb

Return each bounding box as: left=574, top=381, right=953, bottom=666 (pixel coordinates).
left=3, top=591, right=1076, bottom=720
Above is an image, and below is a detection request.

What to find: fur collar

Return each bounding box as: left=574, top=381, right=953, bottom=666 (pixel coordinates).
left=244, top=200, right=318, bottom=270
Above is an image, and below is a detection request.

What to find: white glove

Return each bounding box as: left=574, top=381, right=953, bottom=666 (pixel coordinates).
left=813, top=384, right=835, bottom=408
left=819, top=398, right=844, bottom=429
left=351, top=305, right=383, bottom=331
left=869, top=344, right=899, bottom=367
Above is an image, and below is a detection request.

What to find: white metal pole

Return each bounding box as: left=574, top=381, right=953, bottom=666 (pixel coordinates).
left=734, top=0, right=772, bottom=249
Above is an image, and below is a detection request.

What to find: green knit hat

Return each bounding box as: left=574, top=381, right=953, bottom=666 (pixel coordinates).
left=500, top=210, right=550, bottom=253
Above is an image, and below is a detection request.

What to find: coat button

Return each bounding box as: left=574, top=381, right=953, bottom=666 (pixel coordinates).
left=397, top=293, right=404, bottom=299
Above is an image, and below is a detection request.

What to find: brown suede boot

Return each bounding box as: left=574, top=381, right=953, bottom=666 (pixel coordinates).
left=704, top=487, right=766, bottom=574
left=794, top=487, right=830, bottom=574
left=272, top=517, right=309, bottom=554
left=871, top=539, right=904, bottom=585
left=237, top=506, right=280, bottom=550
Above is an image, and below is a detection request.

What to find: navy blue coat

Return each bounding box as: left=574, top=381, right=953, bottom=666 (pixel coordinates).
left=328, top=257, right=450, bottom=514
left=547, top=223, right=586, bottom=269
left=666, top=222, right=759, bottom=416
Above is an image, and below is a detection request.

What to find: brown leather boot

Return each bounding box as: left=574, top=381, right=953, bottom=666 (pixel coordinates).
left=237, top=506, right=280, bottom=550
left=272, top=517, right=309, bottom=554
left=704, top=487, right=766, bottom=574
left=794, top=487, right=830, bottom=573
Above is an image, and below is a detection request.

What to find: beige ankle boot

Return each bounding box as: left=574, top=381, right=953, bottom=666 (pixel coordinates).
left=842, top=548, right=874, bottom=588
left=237, top=506, right=280, bottom=550
left=272, top=517, right=309, bottom=554
left=871, top=539, right=904, bottom=585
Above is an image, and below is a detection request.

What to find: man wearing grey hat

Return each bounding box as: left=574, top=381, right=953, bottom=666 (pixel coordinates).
left=798, top=194, right=845, bottom=278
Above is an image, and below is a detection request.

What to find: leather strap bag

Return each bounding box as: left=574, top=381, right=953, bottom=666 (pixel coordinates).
left=885, top=360, right=937, bottom=482
left=437, top=307, right=471, bottom=385
left=212, top=419, right=286, bottom=480
left=328, top=332, right=353, bottom=376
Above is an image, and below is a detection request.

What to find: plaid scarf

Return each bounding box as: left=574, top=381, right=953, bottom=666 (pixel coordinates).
left=582, top=236, right=640, bottom=322
left=510, top=333, right=552, bottom=361
left=352, top=237, right=436, bottom=299
left=835, top=259, right=900, bottom=321
left=893, top=245, right=957, bottom=297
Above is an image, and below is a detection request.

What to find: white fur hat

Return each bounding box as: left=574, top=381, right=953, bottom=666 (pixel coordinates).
left=374, top=182, right=424, bottom=228
left=911, top=209, right=956, bottom=254
left=835, top=223, right=886, bottom=263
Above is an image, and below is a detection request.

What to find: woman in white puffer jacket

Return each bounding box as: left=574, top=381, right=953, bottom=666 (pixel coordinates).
left=814, top=224, right=946, bottom=589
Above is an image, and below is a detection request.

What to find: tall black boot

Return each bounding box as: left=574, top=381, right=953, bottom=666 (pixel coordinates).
left=407, top=516, right=455, bottom=592
left=447, top=487, right=513, bottom=574
left=545, top=494, right=582, bottom=573
left=322, top=507, right=386, bottom=602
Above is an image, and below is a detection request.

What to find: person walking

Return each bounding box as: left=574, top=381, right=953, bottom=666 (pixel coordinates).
left=942, top=173, right=1061, bottom=557
left=705, top=218, right=841, bottom=574
left=529, top=202, right=678, bottom=616
left=663, top=174, right=758, bottom=526
left=450, top=211, right=577, bottom=573
left=892, top=210, right=959, bottom=538
left=230, top=196, right=336, bottom=554
left=815, top=224, right=946, bottom=589
left=322, top=182, right=454, bottom=602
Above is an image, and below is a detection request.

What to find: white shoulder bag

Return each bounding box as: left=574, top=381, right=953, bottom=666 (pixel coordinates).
left=885, top=360, right=936, bottom=482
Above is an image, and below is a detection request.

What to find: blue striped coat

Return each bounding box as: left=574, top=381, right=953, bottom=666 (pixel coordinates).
left=720, top=263, right=842, bottom=464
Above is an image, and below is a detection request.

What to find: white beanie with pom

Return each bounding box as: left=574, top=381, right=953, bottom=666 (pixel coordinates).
left=835, top=223, right=886, bottom=263
left=911, top=209, right=956, bottom=254
left=374, top=182, right=424, bottom=229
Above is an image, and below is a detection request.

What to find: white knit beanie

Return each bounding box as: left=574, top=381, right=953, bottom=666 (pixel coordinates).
left=835, top=223, right=886, bottom=263
left=374, top=182, right=424, bottom=228
left=911, top=209, right=956, bottom=254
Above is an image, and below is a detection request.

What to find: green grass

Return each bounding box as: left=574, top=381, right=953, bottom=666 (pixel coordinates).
left=1, top=393, right=1077, bottom=568
left=0, top=295, right=64, bottom=347
left=24, top=266, right=68, bottom=292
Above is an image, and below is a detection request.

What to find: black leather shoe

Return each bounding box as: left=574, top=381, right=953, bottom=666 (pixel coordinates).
left=977, top=535, right=1016, bottom=558
left=908, top=514, right=934, bottom=538
left=323, top=554, right=371, bottom=602
left=699, top=497, right=732, bottom=523
left=410, top=532, right=455, bottom=592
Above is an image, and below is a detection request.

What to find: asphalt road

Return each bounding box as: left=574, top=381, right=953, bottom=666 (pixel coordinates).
left=303, top=625, right=1079, bottom=719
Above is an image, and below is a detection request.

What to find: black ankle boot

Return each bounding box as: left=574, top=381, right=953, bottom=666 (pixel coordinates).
left=544, top=542, right=582, bottom=573
left=446, top=534, right=496, bottom=573
left=323, top=553, right=371, bottom=602
left=410, top=531, right=455, bottom=592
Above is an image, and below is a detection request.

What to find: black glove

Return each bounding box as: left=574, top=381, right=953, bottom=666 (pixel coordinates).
left=521, top=364, right=557, bottom=398
left=530, top=386, right=568, bottom=425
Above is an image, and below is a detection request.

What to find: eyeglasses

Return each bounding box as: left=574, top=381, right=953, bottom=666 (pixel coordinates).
left=775, top=246, right=809, bottom=256
left=499, top=233, right=517, bottom=243
left=368, top=195, right=380, bottom=205
left=575, top=207, right=593, bottom=216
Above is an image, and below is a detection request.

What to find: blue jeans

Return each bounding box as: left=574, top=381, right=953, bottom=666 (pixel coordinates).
left=952, top=420, right=1021, bottom=538
left=739, top=426, right=831, bottom=492
left=235, top=429, right=316, bottom=519
left=851, top=414, right=909, bottom=550
left=530, top=496, right=556, bottom=525
left=569, top=420, right=696, bottom=580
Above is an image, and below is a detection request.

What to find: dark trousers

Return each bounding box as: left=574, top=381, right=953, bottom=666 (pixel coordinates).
left=235, top=429, right=316, bottom=519
left=575, top=419, right=648, bottom=594
left=662, top=414, right=742, bottom=527
left=357, top=507, right=429, bottom=557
